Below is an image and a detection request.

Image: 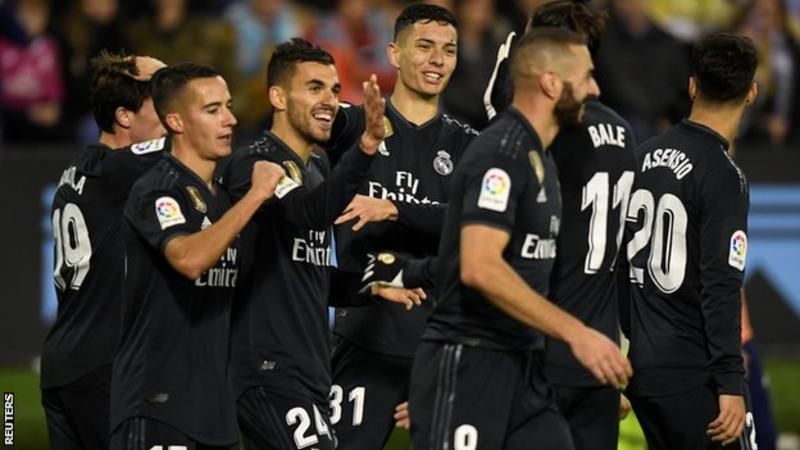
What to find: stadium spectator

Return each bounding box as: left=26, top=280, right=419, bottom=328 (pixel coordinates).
left=733, top=0, right=799, bottom=145
left=306, top=0, right=396, bottom=103
left=593, top=0, right=691, bottom=142
left=0, top=0, right=65, bottom=144
left=56, top=0, right=129, bottom=143
left=442, top=0, right=510, bottom=129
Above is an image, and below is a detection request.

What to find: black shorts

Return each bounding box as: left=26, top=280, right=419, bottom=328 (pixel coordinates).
left=110, top=417, right=235, bottom=450
left=409, top=342, right=574, bottom=450
left=236, top=385, right=336, bottom=450
left=554, top=385, right=620, bottom=450
left=330, top=337, right=412, bottom=450
left=41, top=364, right=111, bottom=450
left=629, top=383, right=757, bottom=450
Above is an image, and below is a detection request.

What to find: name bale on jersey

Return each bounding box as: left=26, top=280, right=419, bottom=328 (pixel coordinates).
left=368, top=170, right=439, bottom=205
left=641, top=148, right=694, bottom=180
left=292, top=229, right=333, bottom=267
left=587, top=123, right=626, bottom=149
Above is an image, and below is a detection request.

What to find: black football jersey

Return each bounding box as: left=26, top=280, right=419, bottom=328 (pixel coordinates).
left=111, top=155, right=239, bottom=446
left=625, top=120, right=748, bottom=397
left=544, top=101, right=637, bottom=386
left=423, top=107, right=562, bottom=352
left=330, top=101, right=478, bottom=357
left=221, top=131, right=374, bottom=404
left=42, top=138, right=166, bottom=389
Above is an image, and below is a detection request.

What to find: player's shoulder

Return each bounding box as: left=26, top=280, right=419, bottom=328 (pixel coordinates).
left=130, top=157, right=181, bottom=197
left=585, top=101, right=629, bottom=127
left=471, top=108, right=538, bottom=158
left=127, top=137, right=169, bottom=156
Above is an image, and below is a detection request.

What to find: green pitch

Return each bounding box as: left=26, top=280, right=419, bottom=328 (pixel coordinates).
left=2, top=358, right=797, bottom=450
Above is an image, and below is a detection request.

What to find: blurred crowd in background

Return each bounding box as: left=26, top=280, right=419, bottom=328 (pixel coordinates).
left=2, top=0, right=800, bottom=148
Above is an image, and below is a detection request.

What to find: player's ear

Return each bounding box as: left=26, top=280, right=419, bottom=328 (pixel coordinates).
left=115, top=107, right=132, bottom=130
left=269, top=85, right=287, bottom=111
left=745, top=81, right=758, bottom=106
left=387, top=41, right=401, bottom=70
left=688, top=76, right=697, bottom=101
left=539, top=71, right=561, bottom=101
left=165, top=112, right=183, bottom=134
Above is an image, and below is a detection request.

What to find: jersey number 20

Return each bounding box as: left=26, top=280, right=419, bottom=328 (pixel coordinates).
left=52, top=203, right=92, bottom=291
left=626, top=189, right=688, bottom=293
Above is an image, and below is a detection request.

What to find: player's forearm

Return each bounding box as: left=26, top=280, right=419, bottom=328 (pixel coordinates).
left=165, top=191, right=263, bottom=279
left=461, top=257, right=584, bottom=343
left=394, top=202, right=446, bottom=236
left=284, top=145, right=374, bottom=228
left=701, top=284, right=745, bottom=395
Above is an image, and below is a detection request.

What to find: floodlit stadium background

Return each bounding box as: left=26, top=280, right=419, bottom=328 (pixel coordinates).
left=0, top=0, right=798, bottom=448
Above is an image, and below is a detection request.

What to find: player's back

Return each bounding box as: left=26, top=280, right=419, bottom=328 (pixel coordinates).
left=42, top=138, right=165, bottom=389
left=545, top=101, right=636, bottom=385
left=625, top=120, right=748, bottom=396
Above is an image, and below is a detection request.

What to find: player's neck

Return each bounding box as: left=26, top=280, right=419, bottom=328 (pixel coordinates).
left=171, top=141, right=216, bottom=188
left=271, top=118, right=314, bottom=164
left=688, top=102, right=745, bottom=146
left=390, top=84, right=439, bottom=125
left=511, top=94, right=559, bottom=150
left=98, top=131, right=131, bottom=150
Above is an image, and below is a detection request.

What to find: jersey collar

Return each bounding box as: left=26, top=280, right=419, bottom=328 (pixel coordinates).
left=386, top=99, right=441, bottom=130
left=507, top=106, right=545, bottom=153
left=679, top=120, right=730, bottom=152
left=165, top=153, right=218, bottom=197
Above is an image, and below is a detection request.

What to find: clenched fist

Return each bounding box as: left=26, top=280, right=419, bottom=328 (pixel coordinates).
left=250, top=160, right=286, bottom=201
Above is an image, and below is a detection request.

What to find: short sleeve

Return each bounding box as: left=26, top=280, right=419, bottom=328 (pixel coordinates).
left=125, top=185, right=195, bottom=253
left=460, top=151, right=531, bottom=232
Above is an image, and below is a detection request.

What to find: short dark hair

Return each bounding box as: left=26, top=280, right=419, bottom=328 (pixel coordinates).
left=529, top=0, right=606, bottom=54
left=691, top=33, right=758, bottom=103
left=394, top=3, right=457, bottom=41
left=150, top=63, right=221, bottom=132
left=511, top=27, right=587, bottom=83
left=89, top=51, right=152, bottom=133
left=266, top=38, right=335, bottom=88
left=691, top=33, right=757, bottom=103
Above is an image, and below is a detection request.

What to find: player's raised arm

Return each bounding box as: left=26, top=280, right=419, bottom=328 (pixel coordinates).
left=164, top=161, right=284, bottom=279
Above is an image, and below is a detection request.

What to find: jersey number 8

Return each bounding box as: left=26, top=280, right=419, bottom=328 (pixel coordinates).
left=52, top=203, right=92, bottom=291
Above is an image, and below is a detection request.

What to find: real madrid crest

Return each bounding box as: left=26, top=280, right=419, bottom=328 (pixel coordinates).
left=433, top=150, right=453, bottom=176
left=528, top=150, right=545, bottom=183
left=185, top=186, right=207, bottom=213
left=282, top=160, right=303, bottom=185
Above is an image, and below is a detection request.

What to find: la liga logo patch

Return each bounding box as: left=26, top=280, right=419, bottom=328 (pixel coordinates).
left=728, top=230, right=747, bottom=271
left=155, top=196, right=186, bottom=230
left=478, top=167, right=511, bottom=212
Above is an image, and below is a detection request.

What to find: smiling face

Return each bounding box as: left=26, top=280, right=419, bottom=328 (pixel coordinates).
left=283, top=61, right=341, bottom=144
left=390, top=20, right=458, bottom=99
left=171, top=76, right=237, bottom=160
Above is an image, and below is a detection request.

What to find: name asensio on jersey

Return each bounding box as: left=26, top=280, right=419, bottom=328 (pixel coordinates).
left=367, top=171, right=439, bottom=205
left=641, top=148, right=694, bottom=180
left=57, top=166, right=86, bottom=195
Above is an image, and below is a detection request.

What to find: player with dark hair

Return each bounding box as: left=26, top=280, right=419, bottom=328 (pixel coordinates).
left=408, top=28, right=631, bottom=450
left=321, top=4, right=479, bottom=449
left=109, top=63, right=285, bottom=450
left=220, top=38, right=424, bottom=450
left=42, top=51, right=166, bottom=450
left=504, top=3, right=638, bottom=450
left=623, top=32, right=758, bottom=450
